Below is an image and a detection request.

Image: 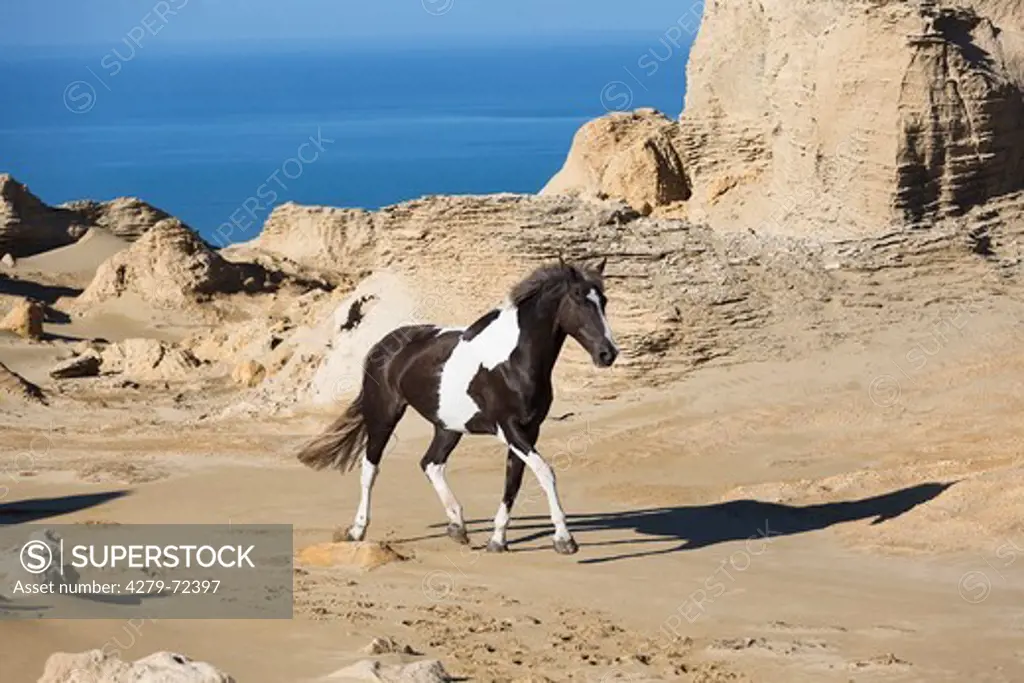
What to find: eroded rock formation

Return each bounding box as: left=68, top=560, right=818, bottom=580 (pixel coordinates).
left=545, top=0, right=1024, bottom=238
left=60, top=196, right=175, bottom=242
left=541, top=109, right=690, bottom=214
left=0, top=175, right=88, bottom=257
left=78, top=219, right=275, bottom=308
left=225, top=202, right=378, bottom=281
left=0, top=174, right=188, bottom=259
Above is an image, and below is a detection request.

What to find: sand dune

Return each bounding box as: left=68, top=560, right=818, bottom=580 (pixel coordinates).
left=15, top=227, right=129, bottom=279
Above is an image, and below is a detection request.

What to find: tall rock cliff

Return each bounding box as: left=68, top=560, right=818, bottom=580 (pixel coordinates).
left=544, top=0, right=1024, bottom=238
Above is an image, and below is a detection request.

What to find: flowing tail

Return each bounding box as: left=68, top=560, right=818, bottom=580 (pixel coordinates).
left=296, top=391, right=368, bottom=473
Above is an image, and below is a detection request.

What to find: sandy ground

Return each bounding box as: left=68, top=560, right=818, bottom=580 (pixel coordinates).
left=3, top=296, right=1024, bottom=682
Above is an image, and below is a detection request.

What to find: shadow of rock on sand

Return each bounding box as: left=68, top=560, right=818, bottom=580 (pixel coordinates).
left=0, top=275, right=82, bottom=304
left=0, top=491, right=130, bottom=525
left=460, top=482, right=955, bottom=564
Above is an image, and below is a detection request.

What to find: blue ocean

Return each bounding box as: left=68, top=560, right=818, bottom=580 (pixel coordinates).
left=0, top=40, right=688, bottom=245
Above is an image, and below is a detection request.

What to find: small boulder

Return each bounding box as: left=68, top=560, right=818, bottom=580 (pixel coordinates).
left=49, top=351, right=102, bottom=379
left=231, top=359, right=266, bottom=387
left=296, top=541, right=408, bottom=572
left=363, top=637, right=419, bottom=656
left=102, top=338, right=203, bottom=381
left=0, top=253, right=15, bottom=268
left=0, top=298, right=44, bottom=340
left=0, top=361, right=45, bottom=403
left=326, top=659, right=453, bottom=682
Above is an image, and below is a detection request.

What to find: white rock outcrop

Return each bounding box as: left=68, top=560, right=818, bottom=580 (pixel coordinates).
left=37, top=649, right=234, bottom=683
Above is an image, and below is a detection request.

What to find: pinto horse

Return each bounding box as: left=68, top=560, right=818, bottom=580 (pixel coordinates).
left=296, top=258, right=618, bottom=555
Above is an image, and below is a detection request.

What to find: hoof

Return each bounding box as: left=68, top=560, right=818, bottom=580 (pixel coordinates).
left=335, top=526, right=365, bottom=543
left=485, top=540, right=509, bottom=553
left=553, top=536, right=579, bottom=555
left=446, top=523, right=470, bottom=545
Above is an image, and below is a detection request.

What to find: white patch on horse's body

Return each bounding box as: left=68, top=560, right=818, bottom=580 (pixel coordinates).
left=435, top=326, right=465, bottom=336
left=436, top=306, right=521, bottom=432
left=424, top=462, right=464, bottom=526
left=587, top=288, right=618, bottom=352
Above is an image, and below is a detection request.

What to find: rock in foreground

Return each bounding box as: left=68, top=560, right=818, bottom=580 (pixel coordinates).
left=296, top=541, right=409, bottom=571
left=0, top=298, right=45, bottom=340
left=37, top=649, right=234, bottom=683
left=326, top=659, right=453, bottom=683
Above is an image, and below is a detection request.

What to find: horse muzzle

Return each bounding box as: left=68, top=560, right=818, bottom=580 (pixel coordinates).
left=594, top=345, right=618, bottom=368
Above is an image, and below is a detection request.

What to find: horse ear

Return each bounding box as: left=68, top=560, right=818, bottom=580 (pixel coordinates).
left=558, top=253, right=579, bottom=278
left=592, top=257, right=607, bottom=276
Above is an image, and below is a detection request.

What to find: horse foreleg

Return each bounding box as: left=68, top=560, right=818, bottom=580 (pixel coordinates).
left=496, top=423, right=577, bottom=555
left=486, top=452, right=526, bottom=553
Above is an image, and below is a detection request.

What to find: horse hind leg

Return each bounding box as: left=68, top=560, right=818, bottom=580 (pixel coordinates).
left=420, top=427, right=467, bottom=545
left=341, top=384, right=406, bottom=543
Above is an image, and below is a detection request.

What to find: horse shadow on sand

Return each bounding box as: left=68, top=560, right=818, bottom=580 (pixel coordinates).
left=456, top=482, right=954, bottom=564
left=0, top=491, right=130, bottom=525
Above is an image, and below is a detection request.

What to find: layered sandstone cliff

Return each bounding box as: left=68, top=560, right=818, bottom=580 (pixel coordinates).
left=0, top=175, right=183, bottom=257
left=59, top=196, right=174, bottom=242
left=0, top=175, right=87, bottom=257
left=544, top=0, right=1024, bottom=238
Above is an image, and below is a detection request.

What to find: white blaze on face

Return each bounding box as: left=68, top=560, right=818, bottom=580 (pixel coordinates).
left=586, top=288, right=618, bottom=351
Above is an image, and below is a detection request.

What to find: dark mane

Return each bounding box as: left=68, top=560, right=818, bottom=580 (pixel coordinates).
left=509, top=262, right=603, bottom=306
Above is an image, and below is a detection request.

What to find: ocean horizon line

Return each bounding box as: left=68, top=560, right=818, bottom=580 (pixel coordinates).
left=0, top=30, right=689, bottom=59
